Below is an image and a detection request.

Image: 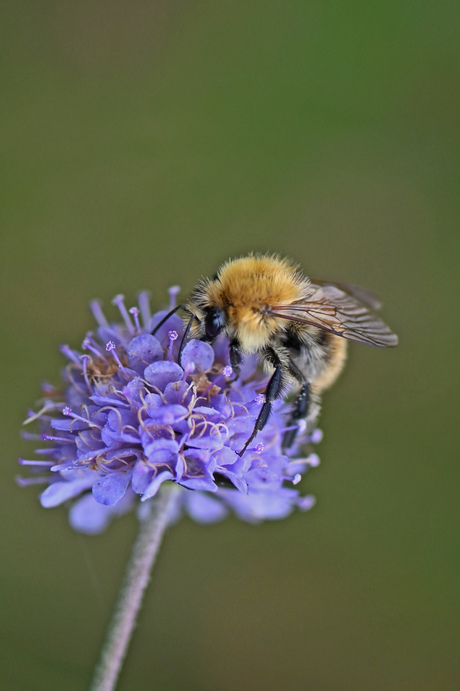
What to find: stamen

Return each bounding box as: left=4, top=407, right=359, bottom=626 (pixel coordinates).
left=168, top=285, right=181, bottom=309
left=41, top=433, right=74, bottom=443
left=33, top=448, right=60, bottom=455
left=178, top=361, right=194, bottom=397
left=297, top=495, right=316, bottom=511
left=112, top=294, right=134, bottom=333
left=89, top=299, right=109, bottom=327
left=23, top=402, right=65, bottom=425
left=16, top=476, right=50, bottom=486
left=288, top=454, right=320, bottom=468
left=80, top=354, right=91, bottom=390
left=168, top=330, right=178, bottom=360
left=255, top=394, right=265, bottom=405
left=21, top=431, right=43, bottom=441
left=203, top=365, right=234, bottom=395
left=129, top=307, right=141, bottom=333
left=307, top=453, right=320, bottom=467
left=296, top=419, right=307, bottom=435
left=106, top=341, right=127, bottom=373
left=282, top=423, right=298, bottom=433
left=137, top=291, right=151, bottom=329
left=19, top=458, right=54, bottom=467
left=59, top=344, right=81, bottom=365
left=62, top=406, right=99, bottom=428
left=281, top=472, right=302, bottom=484
left=255, top=443, right=264, bottom=454
left=82, top=333, right=107, bottom=361
left=309, top=429, right=323, bottom=444
left=281, top=420, right=305, bottom=435
left=184, top=361, right=195, bottom=375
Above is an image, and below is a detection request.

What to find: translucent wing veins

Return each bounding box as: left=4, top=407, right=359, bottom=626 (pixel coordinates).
left=270, top=284, right=398, bottom=348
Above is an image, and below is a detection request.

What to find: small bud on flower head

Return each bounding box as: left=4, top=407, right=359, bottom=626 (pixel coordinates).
left=19, top=290, right=322, bottom=534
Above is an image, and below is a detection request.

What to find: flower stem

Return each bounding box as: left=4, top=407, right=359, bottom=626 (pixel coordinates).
left=90, top=485, right=181, bottom=691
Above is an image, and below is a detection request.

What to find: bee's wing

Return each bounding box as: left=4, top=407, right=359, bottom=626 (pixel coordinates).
left=309, top=278, right=383, bottom=311
left=270, top=284, right=398, bottom=347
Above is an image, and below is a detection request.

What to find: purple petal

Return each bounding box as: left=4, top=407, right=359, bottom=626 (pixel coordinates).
left=132, top=461, right=153, bottom=494
left=145, top=404, right=188, bottom=427
left=92, top=470, right=132, bottom=506
left=181, top=339, right=214, bottom=372
left=69, top=494, right=115, bottom=534
left=127, top=334, right=163, bottom=370
left=185, top=492, right=229, bottom=523
left=212, top=446, right=239, bottom=467
left=143, top=437, right=180, bottom=465
left=141, top=470, right=174, bottom=501
left=186, top=427, right=226, bottom=449
left=40, top=474, right=96, bottom=507
left=217, top=470, right=247, bottom=493
left=180, top=475, right=217, bottom=492
left=144, top=361, right=183, bottom=390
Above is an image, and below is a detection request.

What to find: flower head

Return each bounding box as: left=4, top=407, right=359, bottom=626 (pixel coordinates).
left=18, top=290, right=320, bottom=534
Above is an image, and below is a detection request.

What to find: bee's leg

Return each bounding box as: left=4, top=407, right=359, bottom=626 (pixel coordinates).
left=282, top=381, right=310, bottom=450
left=229, top=338, right=242, bottom=379
left=237, top=347, right=285, bottom=457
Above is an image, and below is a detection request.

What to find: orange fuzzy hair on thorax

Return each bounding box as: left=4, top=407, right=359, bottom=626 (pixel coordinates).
left=205, top=255, right=312, bottom=351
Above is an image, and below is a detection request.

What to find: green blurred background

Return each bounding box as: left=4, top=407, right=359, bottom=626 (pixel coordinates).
left=1, top=2, right=459, bottom=689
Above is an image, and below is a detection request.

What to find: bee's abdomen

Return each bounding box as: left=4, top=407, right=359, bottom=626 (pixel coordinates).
left=282, top=327, right=347, bottom=393
left=311, top=333, right=347, bottom=392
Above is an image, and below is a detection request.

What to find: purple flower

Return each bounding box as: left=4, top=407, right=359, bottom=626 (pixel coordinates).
left=18, top=289, right=321, bottom=534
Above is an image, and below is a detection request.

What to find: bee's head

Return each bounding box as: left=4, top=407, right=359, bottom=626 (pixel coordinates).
left=201, top=305, right=226, bottom=342
left=185, top=279, right=228, bottom=343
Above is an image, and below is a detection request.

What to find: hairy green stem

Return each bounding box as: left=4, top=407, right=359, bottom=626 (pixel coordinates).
left=90, top=485, right=181, bottom=691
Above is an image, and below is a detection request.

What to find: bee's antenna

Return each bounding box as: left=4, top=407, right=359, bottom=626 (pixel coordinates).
left=151, top=304, right=186, bottom=336
left=151, top=305, right=197, bottom=367
left=178, top=314, right=196, bottom=364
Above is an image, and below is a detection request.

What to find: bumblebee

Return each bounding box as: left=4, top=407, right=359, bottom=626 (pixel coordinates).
left=153, top=254, right=398, bottom=455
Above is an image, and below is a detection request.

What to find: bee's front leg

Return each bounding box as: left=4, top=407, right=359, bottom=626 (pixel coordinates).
left=237, top=346, right=286, bottom=457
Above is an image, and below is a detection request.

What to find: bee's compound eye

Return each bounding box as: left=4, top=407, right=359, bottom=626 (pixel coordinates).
left=204, top=307, right=224, bottom=341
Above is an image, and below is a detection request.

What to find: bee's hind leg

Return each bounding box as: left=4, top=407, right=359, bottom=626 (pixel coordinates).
left=282, top=381, right=310, bottom=451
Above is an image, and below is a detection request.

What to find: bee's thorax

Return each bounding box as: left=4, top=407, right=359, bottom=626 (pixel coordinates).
left=205, top=255, right=311, bottom=352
